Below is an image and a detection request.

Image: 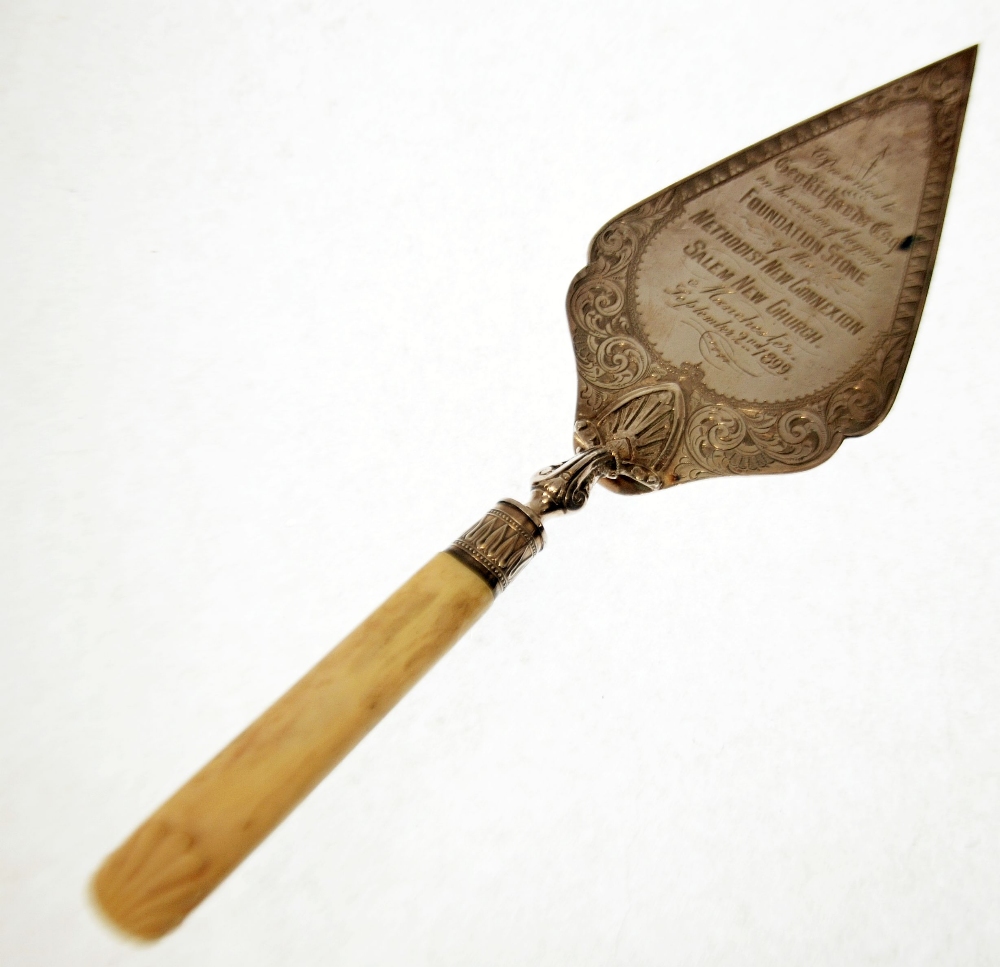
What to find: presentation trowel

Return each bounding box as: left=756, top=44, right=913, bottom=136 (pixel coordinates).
left=91, top=48, right=976, bottom=940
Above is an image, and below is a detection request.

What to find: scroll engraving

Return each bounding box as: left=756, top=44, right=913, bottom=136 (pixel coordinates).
left=570, top=232, right=649, bottom=389
left=567, top=49, right=974, bottom=488
left=678, top=404, right=828, bottom=478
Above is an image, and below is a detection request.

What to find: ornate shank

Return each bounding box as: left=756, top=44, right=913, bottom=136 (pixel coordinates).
left=446, top=446, right=617, bottom=595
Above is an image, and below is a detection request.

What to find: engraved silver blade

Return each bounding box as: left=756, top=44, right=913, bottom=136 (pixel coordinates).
left=568, top=48, right=975, bottom=492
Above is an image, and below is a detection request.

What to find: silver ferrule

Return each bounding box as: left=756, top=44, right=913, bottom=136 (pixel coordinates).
left=447, top=499, right=545, bottom=596
left=446, top=446, right=616, bottom=596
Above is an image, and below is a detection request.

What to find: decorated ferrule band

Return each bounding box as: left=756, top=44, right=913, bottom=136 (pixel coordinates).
left=446, top=499, right=545, bottom=596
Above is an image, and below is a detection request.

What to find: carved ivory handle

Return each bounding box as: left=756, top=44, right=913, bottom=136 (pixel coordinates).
left=91, top=497, right=549, bottom=940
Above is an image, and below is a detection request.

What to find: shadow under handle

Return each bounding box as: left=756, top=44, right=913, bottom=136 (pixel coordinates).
left=90, top=498, right=544, bottom=941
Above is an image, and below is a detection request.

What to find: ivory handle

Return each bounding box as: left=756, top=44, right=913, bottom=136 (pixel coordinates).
left=91, top=552, right=493, bottom=940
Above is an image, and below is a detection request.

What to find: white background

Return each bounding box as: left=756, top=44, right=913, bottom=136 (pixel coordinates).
left=2, top=2, right=998, bottom=964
